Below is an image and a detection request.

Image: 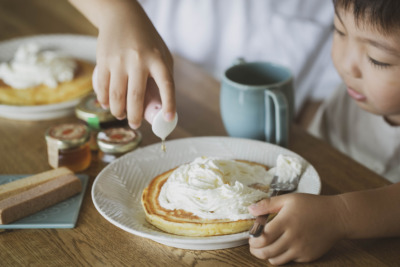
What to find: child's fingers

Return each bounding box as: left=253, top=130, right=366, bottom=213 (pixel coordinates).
left=249, top=196, right=284, bottom=216
left=94, top=65, right=110, bottom=108
left=249, top=224, right=283, bottom=248
left=249, top=233, right=289, bottom=262
left=126, top=70, right=147, bottom=129
left=249, top=208, right=288, bottom=249
left=268, top=249, right=296, bottom=266
left=248, top=198, right=271, bottom=216
left=150, top=62, right=176, bottom=121
left=108, top=68, right=128, bottom=120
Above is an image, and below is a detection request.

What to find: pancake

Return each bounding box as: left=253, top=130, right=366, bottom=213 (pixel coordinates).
left=141, top=160, right=270, bottom=237
left=0, top=59, right=94, bottom=106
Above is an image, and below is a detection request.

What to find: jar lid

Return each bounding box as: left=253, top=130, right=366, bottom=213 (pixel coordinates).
left=97, top=127, right=142, bottom=154
left=75, top=93, right=117, bottom=129
left=45, top=123, right=90, bottom=150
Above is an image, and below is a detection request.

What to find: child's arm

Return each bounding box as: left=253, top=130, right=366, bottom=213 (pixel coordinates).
left=248, top=182, right=400, bottom=265
left=69, top=0, right=175, bottom=128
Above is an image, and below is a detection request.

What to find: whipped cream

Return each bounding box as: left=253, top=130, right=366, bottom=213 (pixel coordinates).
left=269, top=155, right=302, bottom=183
left=158, top=157, right=273, bottom=220
left=0, top=43, right=77, bottom=89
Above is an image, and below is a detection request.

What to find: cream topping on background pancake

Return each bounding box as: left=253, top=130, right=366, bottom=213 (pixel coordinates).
left=0, top=43, right=77, bottom=89
left=158, top=157, right=273, bottom=221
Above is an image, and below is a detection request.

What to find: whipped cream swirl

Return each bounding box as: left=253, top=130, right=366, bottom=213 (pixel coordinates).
left=269, top=154, right=302, bottom=183
left=158, top=157, right=273, bottom=220
left=0, top=43, right=77, bottom=89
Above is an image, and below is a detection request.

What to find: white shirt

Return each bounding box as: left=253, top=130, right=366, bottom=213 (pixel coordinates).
left=309, top=84, right=400, bottom=183
left=138, top=0, right=341, bottom=113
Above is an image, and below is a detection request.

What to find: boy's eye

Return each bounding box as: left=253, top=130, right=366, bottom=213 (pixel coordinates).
left=368, top=57, right=391, bottom=69
left=333, top=25, right=345, bottom=36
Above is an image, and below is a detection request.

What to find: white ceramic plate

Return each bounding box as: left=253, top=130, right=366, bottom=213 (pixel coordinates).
left=92, top=137, right=321, bottom=250
left=0, top=34, right=96, bottom=120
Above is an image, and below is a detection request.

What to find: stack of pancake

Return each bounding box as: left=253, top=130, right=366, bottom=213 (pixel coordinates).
left=141, top=158, right=270, bottom=237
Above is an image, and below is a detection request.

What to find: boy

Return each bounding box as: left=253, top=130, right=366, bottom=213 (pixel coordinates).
left=249, top=0, right=400, bottom=265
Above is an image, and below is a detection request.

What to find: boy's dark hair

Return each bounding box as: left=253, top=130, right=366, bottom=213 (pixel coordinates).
left=333, top=0, right=400, bottom=33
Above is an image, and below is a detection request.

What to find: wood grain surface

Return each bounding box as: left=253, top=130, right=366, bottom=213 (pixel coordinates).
left=0, top=1, right=399, bottom=266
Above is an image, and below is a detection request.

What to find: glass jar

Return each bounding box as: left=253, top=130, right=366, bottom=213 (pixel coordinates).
left=75, top=93, right=127, bottom=150
left=45, top=123, right=91, bottom=172
left=97, top=127, right=142, bottom=163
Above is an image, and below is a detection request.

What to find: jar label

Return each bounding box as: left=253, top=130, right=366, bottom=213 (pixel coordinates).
left=47, top=138, right=59, bottom=168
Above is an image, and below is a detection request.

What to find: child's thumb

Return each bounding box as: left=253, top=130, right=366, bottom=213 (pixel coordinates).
left=248, top=197, right=282, bottom=216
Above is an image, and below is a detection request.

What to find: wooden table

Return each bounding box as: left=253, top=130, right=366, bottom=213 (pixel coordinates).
left=1, top=1, right=399, bottom=266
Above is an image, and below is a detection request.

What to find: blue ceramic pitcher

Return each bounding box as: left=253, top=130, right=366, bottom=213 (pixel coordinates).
left=220, top=59, right=294, bottom=147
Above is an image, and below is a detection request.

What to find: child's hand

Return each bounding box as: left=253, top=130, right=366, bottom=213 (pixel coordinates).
left=248, top=193, right=347, bottom=265
left=93, top=1, right=175, bottom=128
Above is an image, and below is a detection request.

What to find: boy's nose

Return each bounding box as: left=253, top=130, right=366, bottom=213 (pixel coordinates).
left=342, top=48, right=362, bottom=78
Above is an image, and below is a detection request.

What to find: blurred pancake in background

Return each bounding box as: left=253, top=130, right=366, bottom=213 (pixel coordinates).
left=0, top=42, right=93, bottom=106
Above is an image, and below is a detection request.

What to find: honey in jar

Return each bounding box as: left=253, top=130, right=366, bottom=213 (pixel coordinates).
left=97, top=127, right=142, bottom=163
left=45, top=123, right=91, bottom=172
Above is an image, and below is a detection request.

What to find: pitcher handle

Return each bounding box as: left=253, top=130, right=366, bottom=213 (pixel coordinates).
left=231, top=57, right=246, bottom=66
left=264, top=90, right=289, bottom=147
